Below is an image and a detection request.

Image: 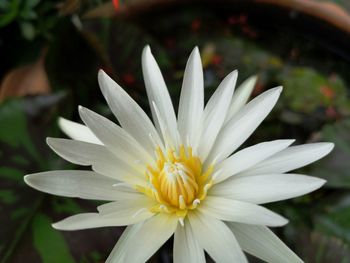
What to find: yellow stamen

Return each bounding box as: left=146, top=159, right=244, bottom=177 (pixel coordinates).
left=138, top=145, right=214, bottom=219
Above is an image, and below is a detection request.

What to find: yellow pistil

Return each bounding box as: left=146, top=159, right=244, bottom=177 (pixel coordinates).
left=137, top=145, right=214, bottom=218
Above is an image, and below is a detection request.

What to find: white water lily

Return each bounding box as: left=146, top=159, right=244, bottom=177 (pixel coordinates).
left=25, top=46, right=333, bottom=263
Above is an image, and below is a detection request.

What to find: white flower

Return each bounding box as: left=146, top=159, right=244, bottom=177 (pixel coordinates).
left=25, top=46, right=333, bottom=263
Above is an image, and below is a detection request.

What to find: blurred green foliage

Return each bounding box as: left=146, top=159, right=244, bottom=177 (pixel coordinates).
left=32, top=213, right=76, bottom=263
left=280, top=68, right=349, bottom=114
left=0, top=0, right=56, bottom=40
left=1, top=0, right=350, bottom=263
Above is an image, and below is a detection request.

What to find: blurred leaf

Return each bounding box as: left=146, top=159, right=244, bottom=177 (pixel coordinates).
left=311, top=119, right=350, bottom=188
left=0, top=94, right=119, bottom=263
left=51, top=198, right=83, bottom=214
left=314, top=194, right=350, bottom=245
left=0, top=189, right=43, bottom=263
left=25, top=0, right=41, bottom=9
left=0, top=95, right=56, bottom=262
left=0, top=99, right=42, bottom=164
left=0, top=87, right=74, bottom=263
left=20, top=21, right=36, bottom=40
left=32, top=213, right=76, bottom=263
left=22, top=92, right=66, bottom=117
left=18, top=0, right=40, bottom=21
left=57, top=0, right=81, bottom=16
left=0, top=190, right=18, bottom=205
left=0, top=0, right=20, bottom=27
left=297, top=230, right=350, bottom=263
left=279, top=67, right=350, bottom=114
left=0, top=50, right=50, bottom=102
left=0, top=167, right=24, bottom=181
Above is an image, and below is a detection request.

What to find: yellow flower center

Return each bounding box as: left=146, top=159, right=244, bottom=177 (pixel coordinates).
left=159, top=162, right=198, bottom=207
left=136, top=145, right=214, bottom=219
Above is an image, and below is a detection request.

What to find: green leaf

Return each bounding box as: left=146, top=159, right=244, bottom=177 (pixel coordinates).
left=0, top=167, right=23, bottom=181
left=0, top=99, right=43, bottom=167
left=32, top=213, right=76, bottom=263
left=0, top=96, right=63, bottom=262
left=26, top=0, right=41, bottom=8
left=315, top=194, right=350, bottom=245
left=0, top=0, right=20, bottom=27
left=51, top=198, right=83, bottom=214
left=279, top=67, right=350, bottom=114
left=20, top=22, right=36, bottom=40
left=311, top=119, right=350, bottom=188
left=297, top=230, right=350, bottom=263
left=0, top=190, right=18, bottom=204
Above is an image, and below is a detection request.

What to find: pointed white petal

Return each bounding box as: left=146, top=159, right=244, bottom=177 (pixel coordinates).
left=142, top=46, right=179, bottom=146
left=151, top=101, right=176, bottom=149
left=200, top=196, right=288, bottom=226
left=98, top=70, right=163, bottom=155
left=206, top=87, right=282, bottom=164
left=198, top=71, right=237, bottom=161
left=106, top=223, right=144, bottom=263
left=47, top=137, right=112, bottom=166
left=224, top=75, right=257, bottom=124
left=213, top=139, right=294, bottom=183
left=47, top=137, right=145, bottom=185
left=52, top=208, right=153, bottom=230
left=178, top=47, right=204, bottom=149
left=188, top=211, right=247, bottom=263
left=24, top=170, right=119, bottom=201
left=78, top=106, right=154, bottom=167
left=46, top=138, right=140, bottom=181
left=240, top=142, right=334, bottom=176
left=58, top=117, right=101, bottom=144
left=174, top=219, right=205, bottom=263
left=211, top=174, right=326, bottom=204
left=124, top=214, right=178, bottom=263
left=228, top=223, right=303, bottom=263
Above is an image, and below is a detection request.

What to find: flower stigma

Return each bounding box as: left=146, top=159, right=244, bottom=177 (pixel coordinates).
left=136, top=145, right=214, bottom=220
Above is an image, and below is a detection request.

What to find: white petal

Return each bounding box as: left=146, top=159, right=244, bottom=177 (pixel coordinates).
left=228, top=223, right=303, bottom=263
left=240, top=142, right=334, bottom=177
left=200, top=196, right=288, bottom=226
left=224, top=75, right=257, bottom=124
left=211, top=174, right=326, bottom=204
left=213, top=139, right=294, bottom=183
left=58, top=117, right=101, bottom=144
left=98, top=70, right=163, bottom=155
left=106, top=223, right=144, bottom=263
left=174, top=219, right=205, bottom=263
left=47, top=137, right=111, bottom=166
left=198, top=71, right=237, bottom=161
left=142, top=46, right=179, bottom=146
left=24, top=170, right=119, bottom=201
left=124, top=214, right=178, bottom=263
left=188, top=211, right=247, bottom=263
left=78, top=106, right=154, bottom=167
left=151, top=101, right=177, bottom=149
left=47, top=137, right=145, bottom=185
left=206, top=87, right=282, bottom=164
left=52, top=208, right=153, bottom=230
left=97, top=196, right=155, bottom=214
left=47, top=138, right=137, bottom=180
left=108, top=183, right=145, bottom=200
left=177, top=47, right=204, bottom=150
